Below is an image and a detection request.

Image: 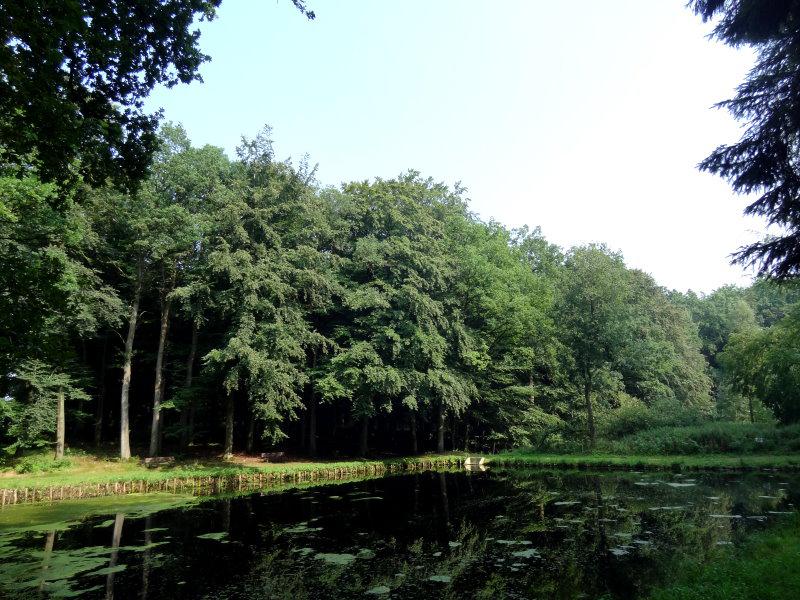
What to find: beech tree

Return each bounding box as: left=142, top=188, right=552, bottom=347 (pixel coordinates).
left=0, top=0, right=222, bottom=189
left=558, top=246, right=629, bottom=448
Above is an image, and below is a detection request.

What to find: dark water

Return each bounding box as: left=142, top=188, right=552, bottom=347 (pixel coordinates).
left=0, top=468, right=797, bottom=599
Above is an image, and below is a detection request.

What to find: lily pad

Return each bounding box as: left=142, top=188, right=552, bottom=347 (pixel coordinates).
left=315, top=552, right=356, bottom=565
left=428, top=575, right=452, bottom=583
left=366, top=586, right=390, bottom=595
left=512, top=548, right=540, bottom=559
left=197, top=532, right=228, bottom=541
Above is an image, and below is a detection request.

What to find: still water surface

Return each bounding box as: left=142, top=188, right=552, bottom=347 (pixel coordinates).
left=0, top=468, right=797, bottom=599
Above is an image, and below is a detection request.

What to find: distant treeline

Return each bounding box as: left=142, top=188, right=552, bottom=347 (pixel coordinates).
left=2, top=125, right=799, bottom=460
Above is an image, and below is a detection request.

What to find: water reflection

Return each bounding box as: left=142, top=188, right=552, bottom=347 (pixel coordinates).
left=0, top=469, right=796, bottom=599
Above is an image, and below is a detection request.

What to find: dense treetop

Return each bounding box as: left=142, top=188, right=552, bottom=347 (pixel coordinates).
left=6, top=126, right=798, bottom=460
left=691, top=0, right=800, bottom=278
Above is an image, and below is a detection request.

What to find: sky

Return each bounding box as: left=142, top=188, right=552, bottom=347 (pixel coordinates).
left=145, top=0, right=765, bottom=294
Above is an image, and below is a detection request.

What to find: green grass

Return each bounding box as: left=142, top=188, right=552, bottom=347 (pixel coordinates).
left=0, top=450, right=466, bottom=493
left=489, top=450, right=800, bottom=470
left=3, top=439, right=800, bottom=501
left=647, top=515, right=800, bottom=600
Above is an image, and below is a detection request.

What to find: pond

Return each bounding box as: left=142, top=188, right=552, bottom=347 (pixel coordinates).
left=0, top=468, right=797, bottom=599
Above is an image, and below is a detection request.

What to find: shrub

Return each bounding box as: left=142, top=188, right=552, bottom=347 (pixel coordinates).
left=608, top=422, right=800, bottom=455
left=13, top=454, right=72, bottom=474
left=597, top=395, right=708, bottom=439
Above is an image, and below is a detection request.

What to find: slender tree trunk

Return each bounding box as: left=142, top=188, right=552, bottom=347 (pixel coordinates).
left=94, top=335, right=108, bottom=447
left=187, top=399, right=196, bottom=449
left=224, top=393, right=234, bottom=459
left=584, top=368, right=596, bottom=450
left=437, top=402, right=445, bottom=453
left=308, top=390, right=317, bottom=457
left=246, top=410, right=255, bottom=454
left=120, top=259, right=144, bottom=460
left=359, top=415, right=369, bottom=457
left=748, top=396, right=755, bottom=423
left=180, top=321, right=199, bottom=449
left=54, top=389, right=65, bottom=460
left=299, top=409, right=307, bottom=451
left=410, top=414, right=418, bottom=454
left=149, top=281, right=173, bottom=457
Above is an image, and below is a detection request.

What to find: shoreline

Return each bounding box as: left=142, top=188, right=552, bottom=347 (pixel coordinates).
left=2, top=451, right=800, bottom=507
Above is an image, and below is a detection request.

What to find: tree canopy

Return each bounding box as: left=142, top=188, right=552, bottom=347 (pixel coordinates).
left=691, top=0, right=800, bottom=278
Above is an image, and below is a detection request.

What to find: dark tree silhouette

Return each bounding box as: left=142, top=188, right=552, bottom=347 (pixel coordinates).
left=692, top=0, right=800, bottom=279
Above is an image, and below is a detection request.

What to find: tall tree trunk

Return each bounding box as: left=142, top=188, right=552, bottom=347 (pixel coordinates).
left=148, top=310, right=170, bottom=457
left=149, top=278, right=173, bottom=457
left=179, top=321, right=199, bottom=449
left=299, top=409, right=306, bottom=451
left=246, top=410, right=255, bottom=454
left=308, top=389, right=317, bottom=457
left=410, top=413, right=418, bottom=454
left=359, top=415, right=369, bottom=457
left=120, top=258, right=144, bottom=460
left=437, top=402, right=445, bottom=453
left=94, top=335, right=108, bottom=447
left=224, top=393, right=234, bottom=459
left=748, top=396, right=755, bottom=423
left=55, top=389, right=65, bottom=459
left=584, top=368, right=596, bottom=450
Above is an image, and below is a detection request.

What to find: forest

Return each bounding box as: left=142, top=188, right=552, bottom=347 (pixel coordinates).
left=3, top=122, right=800, bottom=463
left=5, top=3, right=800, bottom=599
left=2, top=0, right=800, bottom=467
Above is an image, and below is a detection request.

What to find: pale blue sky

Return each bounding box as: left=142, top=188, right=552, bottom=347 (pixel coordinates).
left=146, top=0, right=761, bottom=293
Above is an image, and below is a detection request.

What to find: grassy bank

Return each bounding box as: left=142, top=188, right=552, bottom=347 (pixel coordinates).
left=646, top=515, right=800, bottom=600
left=489, top=450, right=800, bottom=471
left=0, top=452, right=465, bottom=505
left=3, top=442, right=800, bottom=506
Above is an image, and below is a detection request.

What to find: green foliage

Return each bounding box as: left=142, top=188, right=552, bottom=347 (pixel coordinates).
left=13, top=455, right=72, bottom=474
left=0, top=0, right=222, bottom=189
left=2, top=361, right=89, bottom=455
left=0, top=176, right=122, bottom=374
left=691, top=1, right=800, bottom=278
left=647, top=514, right=800, bottom=600
left=607, top=422, right=800, bottom=455
left=4, top=122, right=795, bottom=459
left=721, top=304, right=800, bottom=424
left=596, top=395, right=706, bottom=439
